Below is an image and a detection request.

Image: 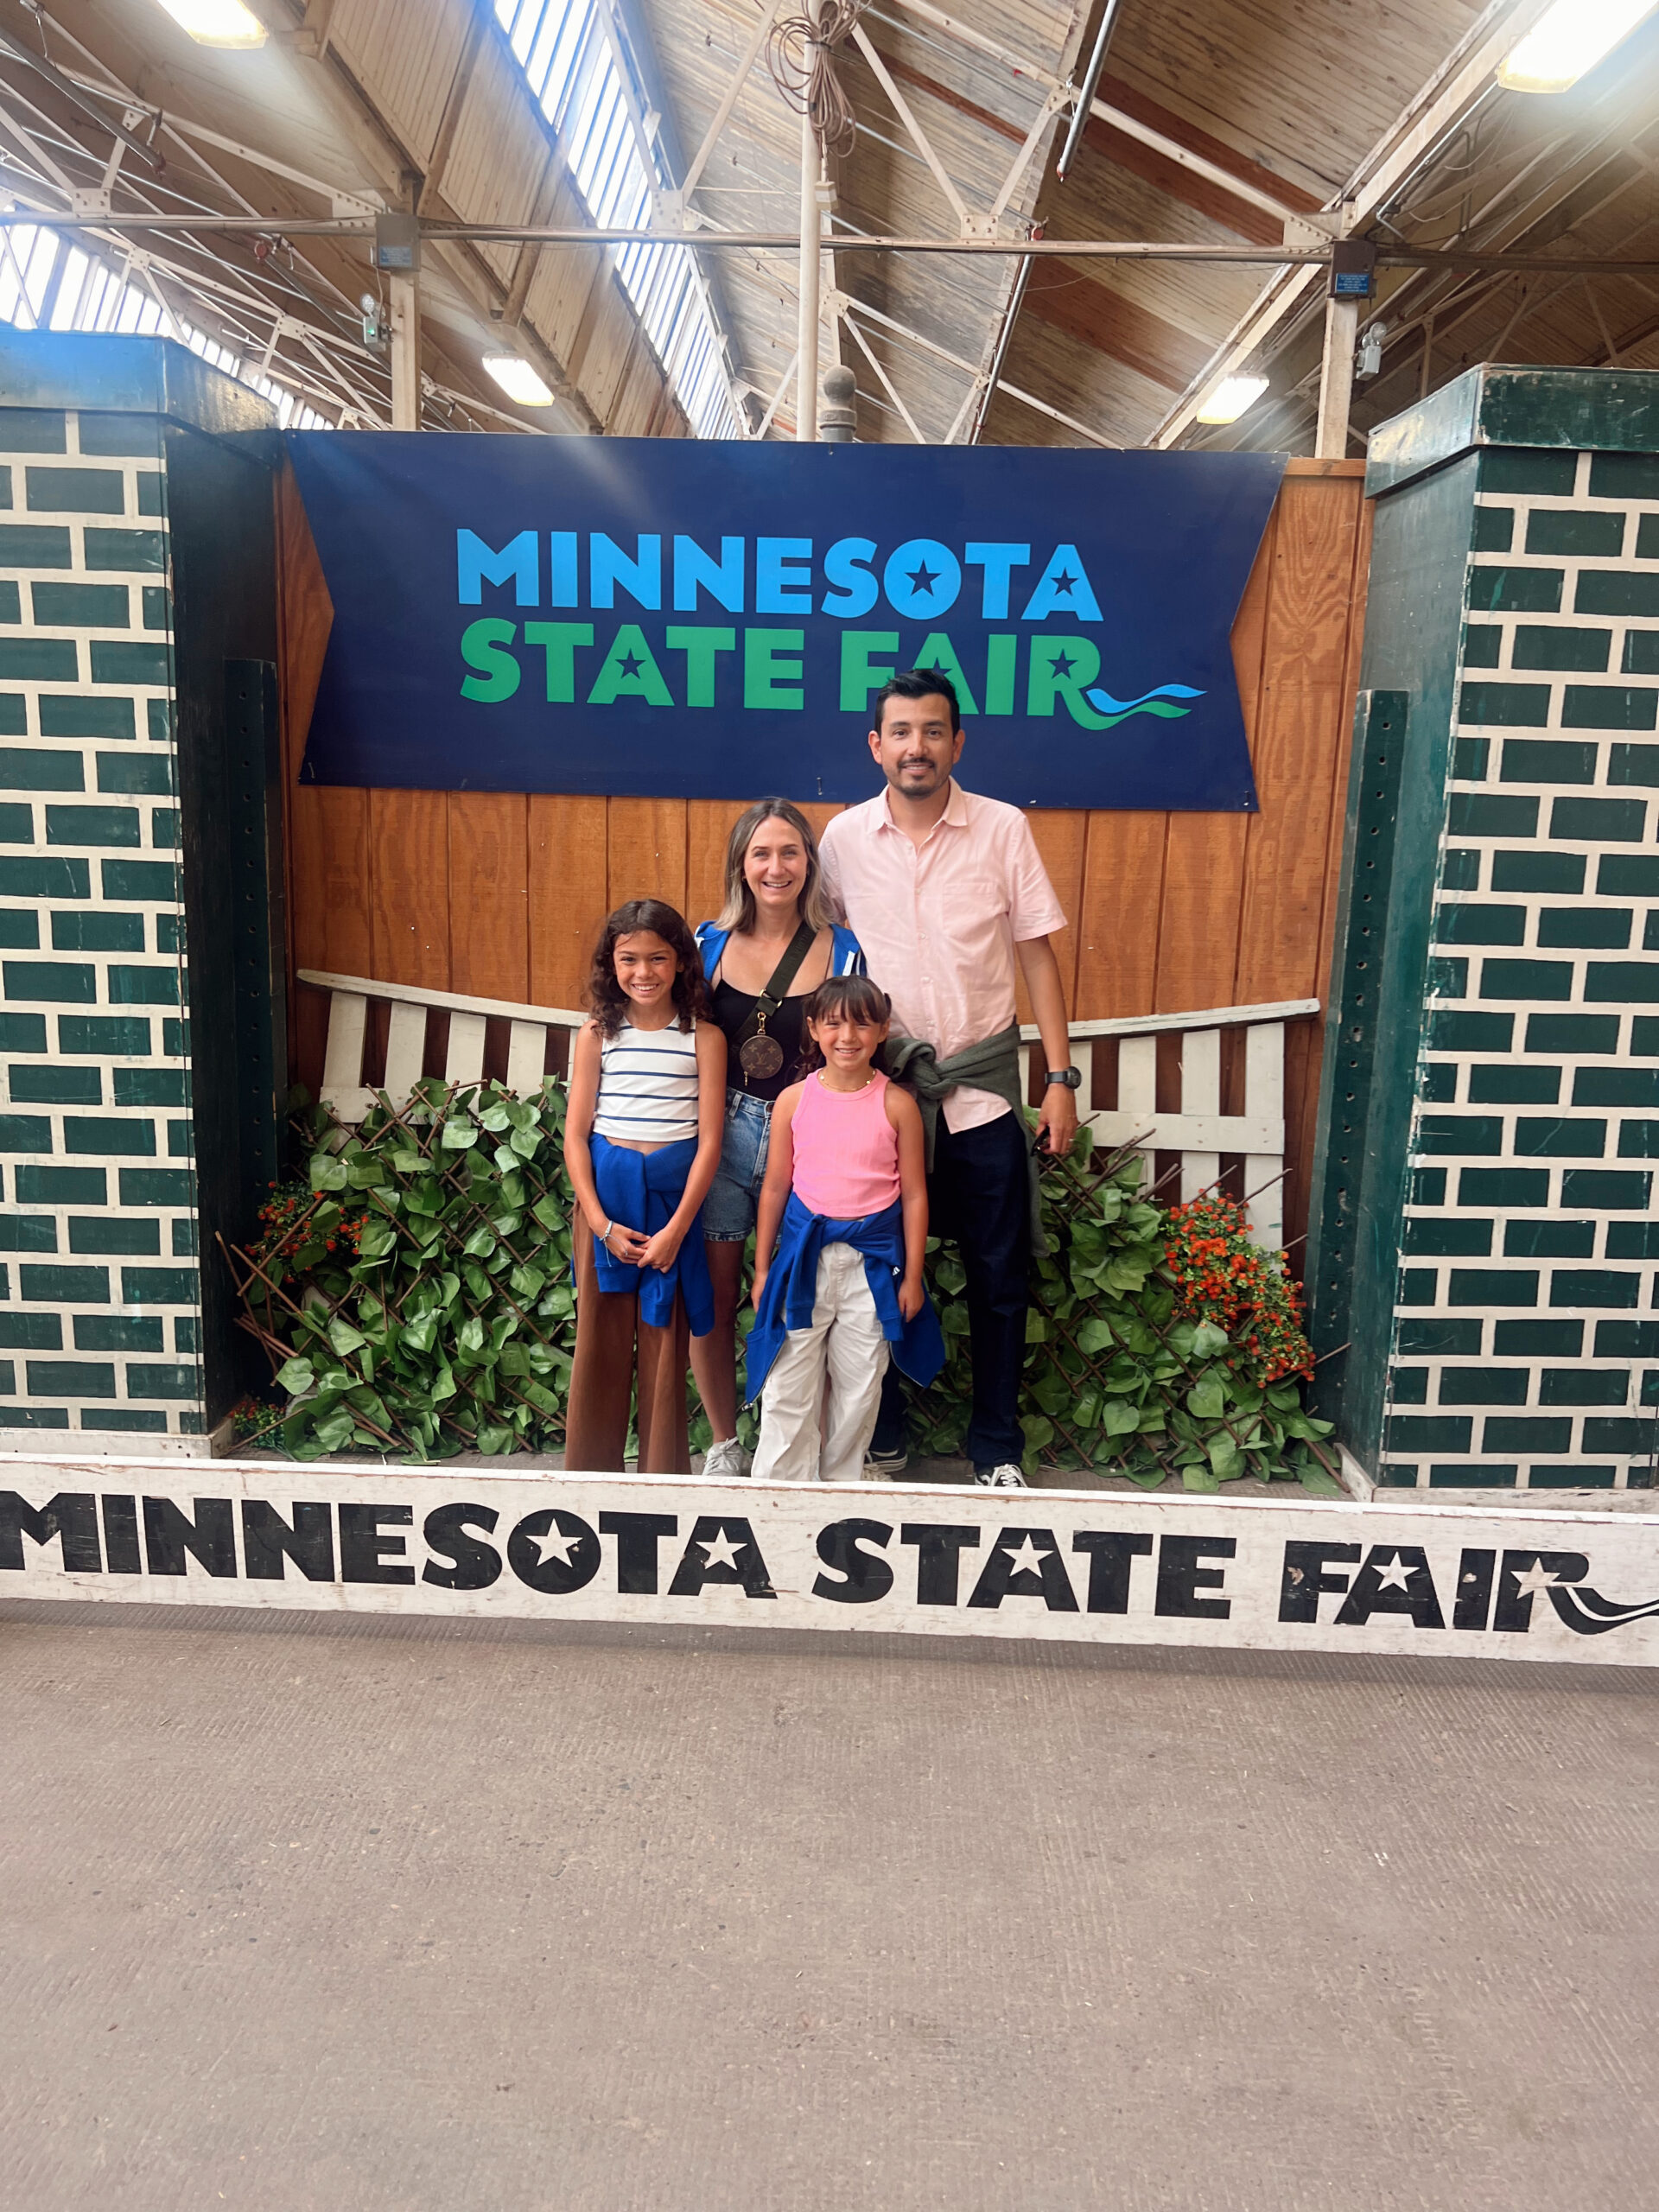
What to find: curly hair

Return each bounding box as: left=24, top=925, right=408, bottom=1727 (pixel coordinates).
left=798, top=974, right=893, bottom=1070
left=584, top=899, right=709, bottom=1039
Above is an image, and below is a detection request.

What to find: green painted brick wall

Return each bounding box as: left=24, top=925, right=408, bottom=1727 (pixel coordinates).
left=0, top=407, right=202, bottom=1442
left=1363, top=433, right=1659, bottom=1488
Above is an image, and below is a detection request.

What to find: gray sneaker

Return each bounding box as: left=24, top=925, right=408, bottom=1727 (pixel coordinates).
left=974, top=1463, right=1027, bottom=1489
left=702, top=1436, right=750, bottom=1479
left=863, top=1442, right=909, bottom=1478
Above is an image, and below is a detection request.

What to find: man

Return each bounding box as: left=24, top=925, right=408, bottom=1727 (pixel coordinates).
left=817, top=669, right=1081, bottom=1489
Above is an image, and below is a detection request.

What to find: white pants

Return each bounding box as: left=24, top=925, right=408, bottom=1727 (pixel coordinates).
left=752, top=1242, right=890, bottom=1484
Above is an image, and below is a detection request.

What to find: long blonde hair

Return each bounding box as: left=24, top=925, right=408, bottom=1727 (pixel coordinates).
left=715, top=798, right=837, bottom=937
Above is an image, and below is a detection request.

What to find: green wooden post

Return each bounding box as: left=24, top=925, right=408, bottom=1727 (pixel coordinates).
left=1310, top=365, right=1659, bottom=1491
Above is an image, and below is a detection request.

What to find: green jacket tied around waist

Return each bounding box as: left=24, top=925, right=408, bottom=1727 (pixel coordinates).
left=881, top=1022, right=1050, bottom=1257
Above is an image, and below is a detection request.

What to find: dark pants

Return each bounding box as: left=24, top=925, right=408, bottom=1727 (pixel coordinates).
left=874, top=1108, right=1030, bottom=1470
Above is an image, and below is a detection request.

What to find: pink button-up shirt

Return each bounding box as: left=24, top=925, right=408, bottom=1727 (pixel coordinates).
left=818, top=781, right=1066, bottom=1134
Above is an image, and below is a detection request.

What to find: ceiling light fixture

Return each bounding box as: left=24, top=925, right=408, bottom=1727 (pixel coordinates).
left=149, top=0, right=268, bottom=48
left=1497, top=0, right=1658, bottom=93
left=483, top=355, right=554, bottom=408
left=1195, top=375, right=1268, bottom=425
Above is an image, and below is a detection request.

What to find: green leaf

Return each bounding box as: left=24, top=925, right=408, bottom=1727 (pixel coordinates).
left=401, top=1312, right=438, bottom=1357
left=1296, top=1461, right=1344, bottom=1497
left=441, top=1118, right=479, bottom=1149
left=1186, top=1374, right=1225, bottom=1421
left=531, top=1193, right=565, bottom=1233
left=327, top=1317, right=367, bottom=1357
left=509, top=1125, right=542, bottom=1160
left=1076, top=1316, right=1113, bottom=1355
left=1100, top=1397, right=1141, bottom=1438
left=275, top=1356, right=315, bottom=1395
left=476, top=1424, right=516, bottom=1455
left=462, top=1224, right=497, bottom=1260
left=1192, top=1319, right=1230, bottom=1358
left=358, top=1218, right=398, bottom=1262
left=1206, top=1433, right=1242, bottom=1483
left=346, top=1155, right=385, bottom=1189
left=308, top=1151, right=347, bottom=1192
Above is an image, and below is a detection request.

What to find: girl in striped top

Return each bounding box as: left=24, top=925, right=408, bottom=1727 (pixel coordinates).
left=563, top=900, right=726, bottom=1474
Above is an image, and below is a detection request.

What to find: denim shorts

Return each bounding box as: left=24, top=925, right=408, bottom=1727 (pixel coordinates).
left=702, top=1089, right=772, bottom=1242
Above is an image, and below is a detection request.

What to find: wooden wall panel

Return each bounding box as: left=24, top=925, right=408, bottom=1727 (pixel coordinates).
left=530, top=793, right=607, bottom=1011
left=370, top=791, right=451, bottom=989
left=282, top=460, right=1367, bottom=1252
left=448, top=792, right=528, bottom=1001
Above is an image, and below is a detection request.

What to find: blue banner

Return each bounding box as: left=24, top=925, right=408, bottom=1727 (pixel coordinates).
left=286, top=434, right=1287, bottom=810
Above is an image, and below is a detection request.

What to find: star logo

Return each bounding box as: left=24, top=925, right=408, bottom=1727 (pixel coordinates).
left=1510, top=1561, right=1560, bottom=1599
left=1371, top=1551, right=1414, bottom=1592
left=700, top=1528, right=747, bottom=1573
left=1000, top=1535, right=1052, bottom=1580
left=1049, top=650, right=1076, bottom=680
left=1049, top=569, right=1078, bottom=598
left=905, top=560, right=941, bottom=600
left=524, top=1517, right=583, bottom=1568
left=618, top=651, right=645, bottom=681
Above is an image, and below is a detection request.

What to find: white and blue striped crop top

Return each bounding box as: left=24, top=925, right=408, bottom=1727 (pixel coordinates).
left=594, top=1020, right=700, bottom=1144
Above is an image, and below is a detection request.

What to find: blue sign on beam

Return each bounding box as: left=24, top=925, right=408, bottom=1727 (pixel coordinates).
left=286, top=434, right=1287, bottom=810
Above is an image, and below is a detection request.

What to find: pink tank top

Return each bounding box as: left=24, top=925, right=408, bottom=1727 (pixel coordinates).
left=791, top=1071, right=901, bottom=1220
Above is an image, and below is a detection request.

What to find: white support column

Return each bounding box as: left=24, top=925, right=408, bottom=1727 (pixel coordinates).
left=389, top=272, right=420, bottom=431
left=795, top=103, right=820, bottom=442
left=1314, top=294, right=1357, bottom=459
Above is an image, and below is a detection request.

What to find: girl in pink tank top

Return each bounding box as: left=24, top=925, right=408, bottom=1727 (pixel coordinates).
left=747, top=977, right=938, bottom=1484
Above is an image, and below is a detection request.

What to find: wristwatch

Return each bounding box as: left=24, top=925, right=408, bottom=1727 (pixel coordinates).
left=1045, top=1065, right=1083, bottom=1089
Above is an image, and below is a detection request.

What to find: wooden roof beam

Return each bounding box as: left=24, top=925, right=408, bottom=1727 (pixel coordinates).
left=1152, top=0, right=1561, bottom=447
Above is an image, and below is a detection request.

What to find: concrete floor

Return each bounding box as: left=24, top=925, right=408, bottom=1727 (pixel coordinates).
left=2, top=1603, right=1656, bottom=2212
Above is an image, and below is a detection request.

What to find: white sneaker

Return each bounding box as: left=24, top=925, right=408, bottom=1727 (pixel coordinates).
left=702, top=1435, right=750, bottom=1479
left=974, top=1463, right=1027, bottom=1489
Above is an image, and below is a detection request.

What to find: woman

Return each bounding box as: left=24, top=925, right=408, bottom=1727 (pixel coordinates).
left=692, top=798, right=864, bottom=1478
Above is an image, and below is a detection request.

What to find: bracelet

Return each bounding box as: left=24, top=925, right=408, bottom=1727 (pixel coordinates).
left=598, top=1217, right=613, bottom=1243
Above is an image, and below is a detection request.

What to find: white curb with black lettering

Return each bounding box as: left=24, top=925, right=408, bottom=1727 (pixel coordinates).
left=2, top=1455, right=1656, bottom=1666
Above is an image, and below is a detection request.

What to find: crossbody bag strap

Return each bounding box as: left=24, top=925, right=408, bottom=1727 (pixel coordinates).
left=751, top=921, right=817, bottom=1021
left=734, top=921, right=817, bottom=1084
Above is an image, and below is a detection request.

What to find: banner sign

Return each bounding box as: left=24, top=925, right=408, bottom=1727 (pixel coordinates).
left=287, top=434, right=1287, bottom=810
left=4, top=1459, right=1656, bottom=1667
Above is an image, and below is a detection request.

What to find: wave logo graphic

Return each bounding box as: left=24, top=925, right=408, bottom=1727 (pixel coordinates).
left=1084, top=683, right=1205, bottom=728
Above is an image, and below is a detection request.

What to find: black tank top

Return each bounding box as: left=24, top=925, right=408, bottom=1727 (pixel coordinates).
left=711, top=978, right=809, bottom=1103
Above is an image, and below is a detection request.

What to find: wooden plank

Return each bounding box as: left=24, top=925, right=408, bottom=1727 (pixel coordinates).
left=1179, top=1027, right=1221, bottom=1200
left=686, top=799, right=734, bottom=937
left=606, top=798, right=688, bottom=913
left=506, top=1019, right=547, bottom=1095
left=1150, top=484, right=1278, bottom=1013
left=321, top=990, right=369, bottom=1119
left=369, top=790, right=450, bottom=990
left=1244, top=1020, right=1286, bottom=1250
left=529, top=793, right=608, bottom=1012
left=1017, top=808, right=1088, bottom=1033
left=289, top=787, right=370, bottom=976
left=448, top=791, right=529, bottom=1001
left=446, top=1009, right=488, bottom=1085
left=1235, top=472, right=1362, bottom=1005
left=382, top=1000, right=427, bottom=1104
left=1072, top=810, right=1166, bottom=1020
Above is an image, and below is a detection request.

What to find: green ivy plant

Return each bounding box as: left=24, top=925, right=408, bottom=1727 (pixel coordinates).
left=906, top=1129, right=1340, bottom=1494
left=228, top=1088, right=1337, bottom=1491
left=228, top=1077, right=576, bottom=1462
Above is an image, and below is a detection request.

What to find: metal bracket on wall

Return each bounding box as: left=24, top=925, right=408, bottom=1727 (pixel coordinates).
left=1307, top=688, right=1408, bottom=1420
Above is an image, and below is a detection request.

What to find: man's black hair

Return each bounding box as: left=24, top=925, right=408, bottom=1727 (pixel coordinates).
left=872, top=666, right=962, bottom=734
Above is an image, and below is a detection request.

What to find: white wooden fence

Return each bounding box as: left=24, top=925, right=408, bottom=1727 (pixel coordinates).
left=297, top=969, right=1319, bottom=1251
